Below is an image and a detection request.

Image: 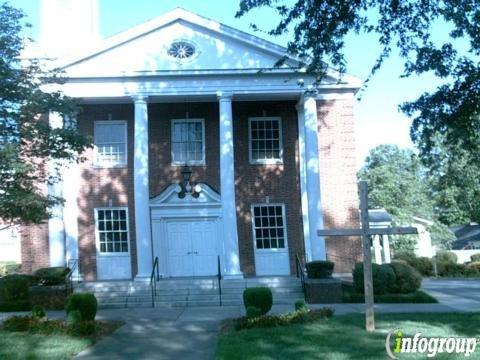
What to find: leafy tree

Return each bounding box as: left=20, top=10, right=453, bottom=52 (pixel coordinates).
left=236, top=0, right=480, bottom=169
left=0, top=3, right=90, bottom=227
left=427, top=140, right=480, bottom=225
left=358, top=144, right=455, bottom=250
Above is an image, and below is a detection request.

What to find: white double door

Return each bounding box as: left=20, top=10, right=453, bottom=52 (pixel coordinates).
left=166, top=218, right=219, bottom=277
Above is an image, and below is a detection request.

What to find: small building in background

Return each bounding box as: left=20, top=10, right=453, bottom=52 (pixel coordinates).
left=369, top=208, right=393, bottom=264
left=412, top=216, right=435, bottom=258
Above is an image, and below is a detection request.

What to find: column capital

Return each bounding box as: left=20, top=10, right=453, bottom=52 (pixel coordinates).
left=216, top=91, right=233, bottom=101
left=132, top=94, right=148, bottom=104
left=299, top=88, right=318, bottom=104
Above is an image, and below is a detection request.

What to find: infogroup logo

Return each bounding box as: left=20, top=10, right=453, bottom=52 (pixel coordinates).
left=386, top=329, right=478, bottom=358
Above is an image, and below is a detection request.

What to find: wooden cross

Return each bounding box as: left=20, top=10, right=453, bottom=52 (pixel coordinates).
left=317, top=181, right=418, bottom=332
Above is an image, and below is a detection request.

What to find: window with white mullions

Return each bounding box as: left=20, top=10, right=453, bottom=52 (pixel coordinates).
left=94, top=121, right=127, bottom=167
left=96, top=209, right=129, bottom=253
left=252, top=204, right=286, bottom=250
left=171, top=119, right=205, bottom=165
left=249, top=117, right=283, bottom=164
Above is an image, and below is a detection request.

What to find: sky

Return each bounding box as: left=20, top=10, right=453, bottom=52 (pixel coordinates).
left=11, top=0, right=445, bottom=169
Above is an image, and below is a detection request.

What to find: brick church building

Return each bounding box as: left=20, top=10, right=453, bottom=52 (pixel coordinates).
left=21, top=2, right=362, bottom=281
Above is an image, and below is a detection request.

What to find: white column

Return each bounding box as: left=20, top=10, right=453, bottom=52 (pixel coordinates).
left=63, top=116, right=81, bottom=279
left=373, top=235, right=382, bottom=264
left=296, top=104, right=313, bottom=262
left=383, top=235, right=391, bottom=263
left=217, top=91, right=242, bottom=279
left=133, top=95, right=153, bottom=279
left=302, top=94, right=326, bottom=260
left=48, top=112, right=66, bottom=267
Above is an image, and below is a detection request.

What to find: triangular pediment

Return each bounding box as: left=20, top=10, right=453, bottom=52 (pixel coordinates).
left=150, top=183, right=221, bottom=207
left=62, top=8, right=300, bottom=77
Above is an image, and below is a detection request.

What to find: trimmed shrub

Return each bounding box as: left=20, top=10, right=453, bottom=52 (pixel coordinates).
left=0, top=274, right=36, bottom=311
left=390, top=261, right=422, bottom=294
left=306, top=261, right=335, bottom=279
left=352, top=263, right=396, bottom=295
left=31, top=305, right=46, bottom=319
left=34, top=267, right=70, bottom=286
left=243, top=287, right=273, bottom=316
left=295, top=299, right=307, bottom=311
left=438, top=262, right=479, bottom=277
left=394, top=252, right=434, bottom=277
left=66, top=293, right=98, bottom=321
left=411, top=257, right=434, bottom=277
left=471, top=254, right=480, bottom=263
left=29, top=285, right=68, bottom=310
left=435, top=251, right=457, bottom=264
left=68, top=320, right=96, bottom=336
left=394, top=251, right=416, bottom=263
left=246, top=306, right=262, bottom=318
left=67, top=310, right=82, bottom=325
left=468, top=262, right=480, bottom=271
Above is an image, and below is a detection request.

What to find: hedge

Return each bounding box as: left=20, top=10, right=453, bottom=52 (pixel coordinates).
left=389, top=261, right=422, bottom=294
left=306, top=261, right=334, bottom=279
left=0, top=274, right=37, bottom=311
left=352, top=263, right=396, bottom=295
left=34, top=267, right=70, bottom=286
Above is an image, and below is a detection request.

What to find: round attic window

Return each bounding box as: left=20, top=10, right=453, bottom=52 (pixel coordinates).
left=167, top=41, right=196, bottom=60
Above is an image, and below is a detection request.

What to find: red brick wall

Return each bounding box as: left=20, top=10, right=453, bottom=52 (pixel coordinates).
left=233, top=101, right=304, bottom=276
left=19, top=98, right=361, bottom=278
left=76, top=104, right=136, bottom=280
left=20, top=223, right=49, bottom=273
left=149, top=102, right=220, bottom=196
left=317, top=98, right=362, bottom=273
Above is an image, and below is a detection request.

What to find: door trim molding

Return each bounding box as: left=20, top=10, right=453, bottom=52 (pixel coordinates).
left=150, top=183, right=223, bottom=277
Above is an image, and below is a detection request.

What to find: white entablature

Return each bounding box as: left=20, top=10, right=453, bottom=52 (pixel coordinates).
left=44, top=8, right=360, bottom=100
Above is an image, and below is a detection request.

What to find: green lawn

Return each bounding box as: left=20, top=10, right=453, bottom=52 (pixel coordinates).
left=0, top=320, right=122, bottom=360
left=0, top=331, right=91, bottom=360
left=216, top=312, right=480, bottom=359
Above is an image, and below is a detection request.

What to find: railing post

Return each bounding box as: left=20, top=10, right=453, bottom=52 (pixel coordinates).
left=217, top=256, right=222, bottom=307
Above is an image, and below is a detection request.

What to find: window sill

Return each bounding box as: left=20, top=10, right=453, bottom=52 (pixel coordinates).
left=171, top=162, right=206, bottom=167
left=92, top=164, right=128, bottom=169
left=249, top=160, right=284, bottom=166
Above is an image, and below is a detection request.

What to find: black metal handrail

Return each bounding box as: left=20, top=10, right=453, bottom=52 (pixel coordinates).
left=150, top=256, right=160, bottom=308
left=65, top=259, right=78, bottom=297
left=217, top=255, right=222, bottom=306
left=295, top=254, right=306, bottom=297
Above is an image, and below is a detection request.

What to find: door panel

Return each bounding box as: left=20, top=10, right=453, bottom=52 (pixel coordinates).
left=167, top=221, right=194, bottom=277
left=192, top=220, right=218, bottom=276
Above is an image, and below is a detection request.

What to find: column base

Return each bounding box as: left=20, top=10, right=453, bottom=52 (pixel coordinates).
left=134, top=275, right=151, bottom=282
left=223, top=272, right=244, bottom=280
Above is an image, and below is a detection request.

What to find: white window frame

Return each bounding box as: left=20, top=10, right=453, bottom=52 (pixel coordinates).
left=251, top=203, right=288, bottom=253
left=248, top=117, right=283, bottom=165
left=171, top=118, right=206, bottom=166
left=94, top=207, right=130, bottom=257
left=93, top=120, right=128, bottom=168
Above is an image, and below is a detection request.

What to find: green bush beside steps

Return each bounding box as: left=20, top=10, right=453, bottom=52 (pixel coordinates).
left=348, top=260, right=437, bottom=303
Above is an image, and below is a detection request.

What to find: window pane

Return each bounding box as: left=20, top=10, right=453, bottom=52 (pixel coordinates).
left=250, top=119, right=281, bottom=162
left=172, top=121, right=204, bottom=163
left=252, top=205, right=286, bottom=251
left=97, top=209, right=129, bottom=253
left=95, top=123, right=126, bottom=166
